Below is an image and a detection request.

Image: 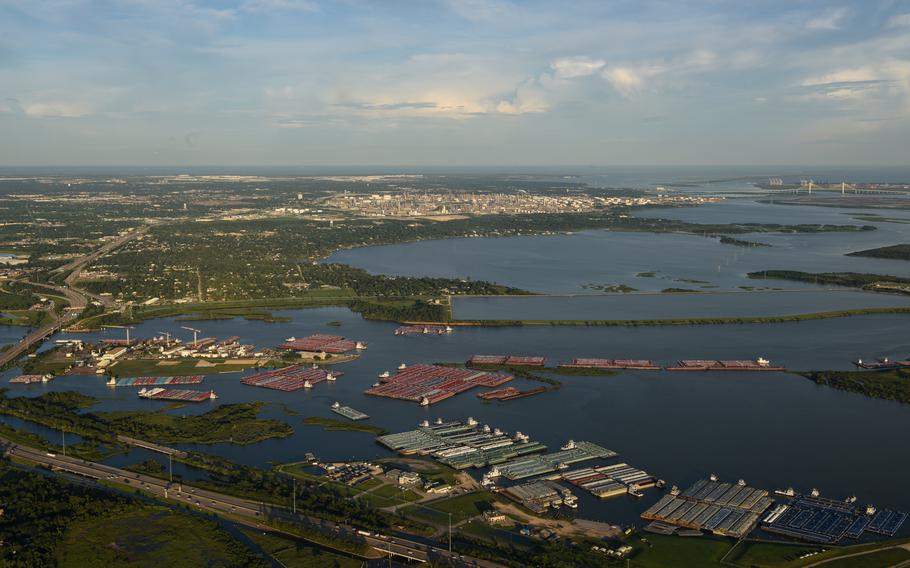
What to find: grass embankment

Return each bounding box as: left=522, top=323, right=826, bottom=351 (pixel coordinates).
left=302, top=416, right=386, bottom=435
left=748, top=270, right=910, bottom=293
left=108, top=357, right=280, bottom=377
left=455, top=306, right=910, bottom=327
left=847, top=243, right=910, bottom=261
left=725, top=538, right=910, bottom=568
left=0, top=389, right=293, bottom=447
left=630, top=533, right=732, bottom=567
left=0, top=308, right=53, bottom=327
left=802, top=368, right=910, bottom=405
left=278, top=463, right=422, bottom=509
left=240, top=529, right=362, bottom=568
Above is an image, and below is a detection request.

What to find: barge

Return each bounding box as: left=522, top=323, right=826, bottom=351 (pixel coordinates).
left=853, top=357, right=910, bottom=370
left=366, top=364, right=512, bottom=405
left=279, top=334, right=366, bottom=354
left=560, top=358, right=661, bottom=371
left=9, top=374, right=52, bottom=384
left=331, top=401, right=370, bottom=421
left=241, top=365, right=342, bottom=391
left=394, top=325, right=453, bottom=336
left=138, top=387, right=217, bottom=402
left=111, top=375, right=204, bottom=387
left=468, top=355, right=546, bottom=367
left=477, top=386, right=547, bottom=401
left=665, top=358, right=784, bottom=371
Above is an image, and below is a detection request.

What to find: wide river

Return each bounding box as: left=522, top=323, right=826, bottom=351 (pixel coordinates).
left=3, top=197, right=910, bottom=530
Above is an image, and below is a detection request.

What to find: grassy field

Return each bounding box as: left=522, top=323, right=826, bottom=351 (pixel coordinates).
left=629, top=534, right=732, bottom=568
left=240, top=529, right=362, bottom=568
left=725, top=538, right=910, bottom=568
left=820, top=548, right=910, bottom=567
left=56, top=508, right=266, bottom=567
left=401, top=491, right=496, bottom=525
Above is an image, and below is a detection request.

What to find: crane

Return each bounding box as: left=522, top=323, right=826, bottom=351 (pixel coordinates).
left=181, top=326, right=202, bottom=347
left=101, top=324, right=135, bottom=343
left=157, top=331, right=172, bottom=346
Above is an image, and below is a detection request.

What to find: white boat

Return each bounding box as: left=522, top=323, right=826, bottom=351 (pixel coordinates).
left=398, top=363, right=407, bottom=370
left=561, top=440, right=577, bottom=451
left=378, top=371, right=390, bottom=379
left=810, top=488, right=820, bottom=498
left=106, top=377, right=117, bottom=387
left=332, top=401, right=341, bottom=409
left=303, top=380, right=312, bottom=389
left=326, top=372, right=336, bottom=381
left=445, top=326, right=453, bottom=333
left=775, top=487, right=796, bottom=497
left=419, top=396, right=430, bottom=406
left=419, top=420, right=430, bottom=428
left=208, top=390, right=218, bottom=399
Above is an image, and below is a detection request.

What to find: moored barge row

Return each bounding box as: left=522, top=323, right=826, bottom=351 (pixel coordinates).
left=137, top=387, right=217, bottom=402
left=853, top=356, right=910, bottom=370
left=560, top=462, right=658, bottom=499
left=366, top=364, right=512, bottom=405
left=468, top=355, right=547, bottom=367
left=490, top=440, right=618, bottom=480
left=665, top=358, right=784, bottom=371
left=279, top=334, right=366, bottom=354
left=560, top=358, right=661, bottom=370
left=477, top=386, right=547, bottom=401
left=9, top=374, right=53, bottom=384
left=394, top=325, right=454, bottom=336
left=110, top=375, right=204, bottom=387
left=241, top=365, right=342, bottom=391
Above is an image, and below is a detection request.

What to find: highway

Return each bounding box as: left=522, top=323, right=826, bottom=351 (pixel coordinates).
left=1, top=437, right=502, bottom=567
left=0, top=224, right=151, bottom=368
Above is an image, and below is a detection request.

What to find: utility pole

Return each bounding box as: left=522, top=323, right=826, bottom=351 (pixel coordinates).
left=168, top=453, right=173, bottom=483
left=292, top=477, right=297, bottom=515
left=61, top=426, right=66, bottom=457
left=448, top=512, right=452, bottom=553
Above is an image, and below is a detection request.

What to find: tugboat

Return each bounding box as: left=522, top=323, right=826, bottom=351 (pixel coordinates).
left=561, top=440, right=577, bottom=451
left=435, top=418, right=443, bottom=425
left=670, top=485, right=680, bottom=496
left=775, top=487, right=796, bottom=497
left=709, top=473, right=719, bottom=482
left=419, top=419, right=430, bottom=428
left=208, top=390, right=218, bottom=400
left=106, top=377, right=117, bottom=387
left=398, top=363, right=407, bottom=370
left=326, top=372, right=336, bottom=382
left=419, top=396, right=430, bottom=406
left=303, top=380, right=312, bottom=389
left=810, top=488, right=820, bottom=498
left=467, top=416, right=478, bottom=426
left=378, top=370, right=390, bottom=379
left=866, top=505, right=877, bottom=516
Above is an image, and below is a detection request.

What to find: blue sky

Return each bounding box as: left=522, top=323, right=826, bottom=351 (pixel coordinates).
left=1, top=0, right=909, bottom=166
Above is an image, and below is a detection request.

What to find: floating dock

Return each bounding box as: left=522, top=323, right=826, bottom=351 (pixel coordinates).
left=492, top=441, right=618, bottom=480
left=560, top=358, right=661, bottom=370
left=9, top=374, right=52, bottom=384
left=665, top=359, right=784, bottom=372
left=113, top=375, right=204, bottom=387
left=331, top=401, right=369, bottom=421
left=642, top=478, right=773, bottom=539
left=366, top=364, right=512, bottom=405
left=762, top=493, right=907, bottom=544
left=241, top=365, right=342, bottom=391
left=278, top=334, right=366, bottom=354
left=138, top=387, right=217, bottom=402
left=394, top=325, right=453, bottom=336
left=377, top=418, right=546, bottom=469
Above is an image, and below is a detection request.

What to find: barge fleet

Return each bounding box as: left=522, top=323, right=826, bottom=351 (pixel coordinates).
left=665, top=358, right=783, bottom=371
left=468, top=355, right=546, bottom=367
left=279, top=334, right=366, bottom=354
left=477, top=386, right=547, bottom=401
left=241, top=365, right=341, bottom=391
left=9, top=374, right=53, bottom=384
left=366, top=364, right=512, bottom=405
left=853, top=356, right=910, bottom=370
left=560, top=358, right=661, bottom=371
left=394, top=325, right=453, bottom=336
left=137, top=387, right=217, bottom=402
left=330, top=401, right=369, bottom=421
left=110, top=375, right=204, bottom=387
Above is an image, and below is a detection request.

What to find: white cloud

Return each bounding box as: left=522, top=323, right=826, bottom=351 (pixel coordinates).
left=802, top=68, right=879, bottom=86
left=602, top=67, right=644, bottom=96
left=550, top=56, right=605, bottom=79
left=240, top=0, right=318, bottom=13
left=23, top=101, right=91, bottom=118
left=806, top=8, right=847, bottom=31
left=888, top=13, right=910, bottom=28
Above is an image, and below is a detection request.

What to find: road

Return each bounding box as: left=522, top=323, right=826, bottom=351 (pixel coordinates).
left=0, top=225, right=151, bottom=368
left=1, top=437, right=503, bottom=567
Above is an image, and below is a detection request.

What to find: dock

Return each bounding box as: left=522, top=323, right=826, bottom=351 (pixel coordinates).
left=492, top=441, right=618, bottom=480
left=376, top=418, right=546, bottom=469
left=330, top=402, right=369, bottom=421
left=642, top=478, right=773, bottom=539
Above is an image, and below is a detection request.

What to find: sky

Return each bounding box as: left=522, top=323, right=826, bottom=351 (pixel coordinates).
left=1, top=0, right=909, bottom=167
